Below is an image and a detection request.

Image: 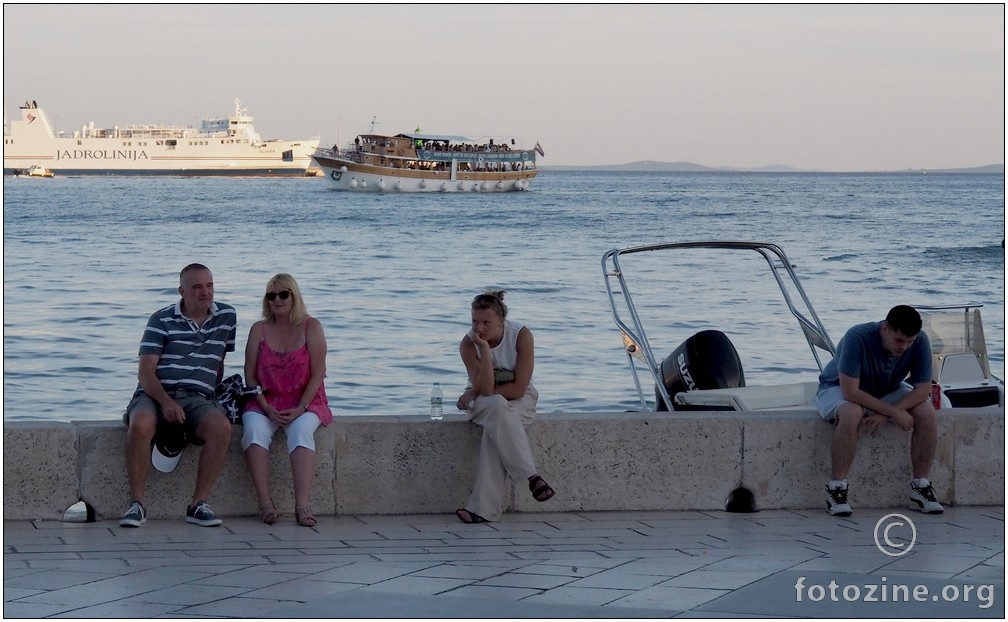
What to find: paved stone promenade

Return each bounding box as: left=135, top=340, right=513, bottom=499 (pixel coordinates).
left=4, top=506, right=1004, bottom=618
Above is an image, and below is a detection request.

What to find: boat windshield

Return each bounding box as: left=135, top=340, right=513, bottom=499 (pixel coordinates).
left=918, top=305, right=991, bottom=379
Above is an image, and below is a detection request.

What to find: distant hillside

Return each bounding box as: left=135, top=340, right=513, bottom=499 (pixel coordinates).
left=557, top=160, right=720, bottom=172
left=926, top=164, right=1004, bottom=174
left=542, top=161, right=1004, bottom=174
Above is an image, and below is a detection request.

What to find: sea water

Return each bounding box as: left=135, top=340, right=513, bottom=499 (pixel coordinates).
left=3, top=171, right=1004, bottom=422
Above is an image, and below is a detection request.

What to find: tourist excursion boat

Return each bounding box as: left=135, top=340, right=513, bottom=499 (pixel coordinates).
left=3, top=99, right=319, bottom=176
left=601, top=240, right=1005, bottom=412
left=311, top=131, right=541, bottom=192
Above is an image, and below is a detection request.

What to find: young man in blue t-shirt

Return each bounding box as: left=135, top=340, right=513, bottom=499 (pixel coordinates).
left=815, top=304, right=943, bottom=516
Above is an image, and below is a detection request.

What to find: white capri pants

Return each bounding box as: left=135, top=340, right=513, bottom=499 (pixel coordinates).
left=241, top=410, right=321, bottom=454
left=463, top=386, right=539, bottom=522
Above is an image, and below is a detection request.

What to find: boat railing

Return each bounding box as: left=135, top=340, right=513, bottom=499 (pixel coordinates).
left=602, top=241, right=836, bottom=412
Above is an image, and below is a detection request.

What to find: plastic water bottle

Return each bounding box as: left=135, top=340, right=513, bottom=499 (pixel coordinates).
left=429, top=383, right=443, bottom=420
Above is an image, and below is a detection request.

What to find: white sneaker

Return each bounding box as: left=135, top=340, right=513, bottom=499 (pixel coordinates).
left=910, top=480, right=944, bottom=514
left=825, top=483, right=852, bottom=516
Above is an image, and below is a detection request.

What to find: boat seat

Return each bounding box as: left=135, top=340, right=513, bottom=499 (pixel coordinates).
left=938, top=353, right=1004, bottom=408
left=938, top=353, right=987, bottom=384
left=674, top=381, right=819, bottom=411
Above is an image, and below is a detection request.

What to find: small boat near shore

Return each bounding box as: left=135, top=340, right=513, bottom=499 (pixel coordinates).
left=13, top=163, right=54, bottom=178
left=3, top=99, right=319, bottom=176
left=311, top=131, right=541, bottom=192
left=602, top=240, right=1004, bottom=412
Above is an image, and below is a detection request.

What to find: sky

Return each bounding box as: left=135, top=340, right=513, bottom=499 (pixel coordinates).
left=3, top=3, right=1004, bottom=171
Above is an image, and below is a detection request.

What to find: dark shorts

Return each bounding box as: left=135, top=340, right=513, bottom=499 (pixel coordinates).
left=124, top=390, right=222, bottom=445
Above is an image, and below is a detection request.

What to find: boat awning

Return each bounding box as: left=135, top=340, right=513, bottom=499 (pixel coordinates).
left=397, top=133, right=476, bottom=143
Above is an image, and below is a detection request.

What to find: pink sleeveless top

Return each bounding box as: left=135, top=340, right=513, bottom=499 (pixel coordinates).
left=244, top=322, right=333, bottom=425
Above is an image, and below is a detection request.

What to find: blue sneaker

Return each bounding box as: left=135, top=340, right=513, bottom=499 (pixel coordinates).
left=119, top=500, right=146, bottom=528
left=186, top=500, right=222, bottom=527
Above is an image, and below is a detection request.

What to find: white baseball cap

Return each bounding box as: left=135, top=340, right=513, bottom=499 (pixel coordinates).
left=151, top=423, right=188, bottom=473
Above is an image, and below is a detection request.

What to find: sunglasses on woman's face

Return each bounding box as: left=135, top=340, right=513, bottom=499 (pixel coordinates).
left=265, top=290, right=292, bottom=301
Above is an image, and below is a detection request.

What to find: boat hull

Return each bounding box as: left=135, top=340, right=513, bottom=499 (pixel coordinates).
left=3, top=166, right=313, bottom=177
left=3, top=141, right=318, bottom=176
left=312, top=155, right=538, bottom=192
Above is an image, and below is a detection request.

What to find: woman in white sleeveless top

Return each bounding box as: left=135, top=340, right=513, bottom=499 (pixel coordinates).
left=455, top=290, right=555, bottom=523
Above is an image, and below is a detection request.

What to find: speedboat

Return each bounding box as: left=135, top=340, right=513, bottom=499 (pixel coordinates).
left=16, top=163, right=54, bottom=177
left=918, top=304, right=1004, bottom=408
left=601, top=240, right=1004, bottom=412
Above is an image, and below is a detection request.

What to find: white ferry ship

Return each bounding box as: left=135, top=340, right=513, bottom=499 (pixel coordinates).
left=3, top=99, right=319, bottom=176
left=311, top=131, right=541, bottom=192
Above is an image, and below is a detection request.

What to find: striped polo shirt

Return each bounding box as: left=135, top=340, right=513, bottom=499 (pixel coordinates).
left=133, top=300, right=237, bottom=398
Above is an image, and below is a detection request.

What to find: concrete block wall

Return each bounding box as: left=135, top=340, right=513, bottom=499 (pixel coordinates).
left=3, top=408, right=1003, bottom=521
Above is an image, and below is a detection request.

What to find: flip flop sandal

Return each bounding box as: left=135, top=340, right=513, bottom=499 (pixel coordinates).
left=529, top=475, right=555, bottom=502
left=455, top=508, right=487, bottom=523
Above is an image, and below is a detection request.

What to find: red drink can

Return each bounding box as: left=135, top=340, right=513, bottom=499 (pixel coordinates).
left=930, top=382, right=942, bottom=410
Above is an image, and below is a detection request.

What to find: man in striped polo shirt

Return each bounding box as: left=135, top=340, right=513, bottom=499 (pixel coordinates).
left=119, top=264, right=237, bottom=528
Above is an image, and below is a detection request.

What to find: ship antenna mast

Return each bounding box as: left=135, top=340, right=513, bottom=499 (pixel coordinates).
left=369, top=115, right=378, bottom=134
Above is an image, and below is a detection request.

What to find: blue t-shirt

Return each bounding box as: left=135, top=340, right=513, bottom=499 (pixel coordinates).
left=818, top=321, right=932, bottom=397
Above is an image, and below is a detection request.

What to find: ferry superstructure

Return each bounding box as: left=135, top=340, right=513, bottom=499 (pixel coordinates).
left=311, top=131, right=541, bottom=192
left=3, top=99, right=319, bottom=176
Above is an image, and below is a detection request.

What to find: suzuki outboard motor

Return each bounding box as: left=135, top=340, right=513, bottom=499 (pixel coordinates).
left=656, top=329, right=745, bottom=411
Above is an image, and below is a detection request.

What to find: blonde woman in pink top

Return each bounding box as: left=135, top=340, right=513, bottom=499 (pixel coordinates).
left=242, top=273, right=332, bottom=527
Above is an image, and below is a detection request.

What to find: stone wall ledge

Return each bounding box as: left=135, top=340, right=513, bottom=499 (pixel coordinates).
left=3, top=408, right=1003, bottom=521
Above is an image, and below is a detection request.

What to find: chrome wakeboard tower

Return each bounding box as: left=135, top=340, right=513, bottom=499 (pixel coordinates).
left=601, top=241, right=837, bottom=412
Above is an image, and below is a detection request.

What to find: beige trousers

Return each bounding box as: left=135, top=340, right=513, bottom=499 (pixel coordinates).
left=463, top=386, right=538, bottom=522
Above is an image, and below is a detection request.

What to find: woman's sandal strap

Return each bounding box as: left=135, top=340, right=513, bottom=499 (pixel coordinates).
left=455, top=508, right=487, bottom=523
left=295, top=506, right=317, bottom=527
left=260, top=503, right=279, bottom=525
left=529, top=475, right=555, bottom=502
